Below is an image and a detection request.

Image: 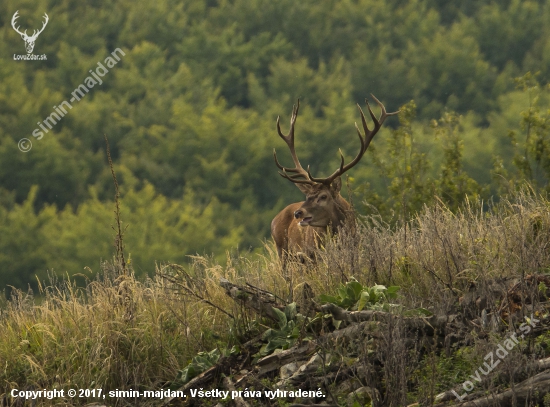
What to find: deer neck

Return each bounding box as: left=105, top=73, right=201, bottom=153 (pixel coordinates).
left=329, top=195, right=351, bottom=233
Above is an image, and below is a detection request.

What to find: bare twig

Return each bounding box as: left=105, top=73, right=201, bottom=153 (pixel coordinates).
left=104, top=134, right=128, bottom=276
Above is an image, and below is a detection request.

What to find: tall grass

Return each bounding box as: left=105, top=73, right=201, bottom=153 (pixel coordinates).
left=1, top=189, right=550, bottom=405
left=320, top=189, right=550, bottom=306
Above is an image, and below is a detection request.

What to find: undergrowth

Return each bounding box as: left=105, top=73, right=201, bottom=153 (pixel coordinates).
left=1, top=188, right=550, bottom=405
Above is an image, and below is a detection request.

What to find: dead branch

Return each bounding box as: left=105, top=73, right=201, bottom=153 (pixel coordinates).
left=429, top=356, right=550, bottom=405
left=432, top=369, right=550, bottom=407
left=222, top=376, right=250, bottom=407
left=257, top=342, right=317, bottom=376
left=220, top=278, right=282, bottom=322
left=320, top=303, right=459, bottom=336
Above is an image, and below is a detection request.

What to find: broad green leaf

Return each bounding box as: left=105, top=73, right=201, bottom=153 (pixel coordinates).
left=338, top=286, right=348, bottom=301
left=319, top=294, right=339, bottom=304
left=347, top=281, right=364, bottom=299
left=285, top=302, right=297, bottom=320
left=272, top=307, right=287, bottom=329
left=357, top=291, right=369, bottom=311
left=386, top=286, right=401, bottom=299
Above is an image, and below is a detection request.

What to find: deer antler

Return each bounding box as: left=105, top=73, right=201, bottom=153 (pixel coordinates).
left=273, top=100, right=317, bottom=185
left=307, top=94, right=399, bottom=185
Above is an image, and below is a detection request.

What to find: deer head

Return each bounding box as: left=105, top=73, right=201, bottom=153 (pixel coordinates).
left=273, top=96, right=399, bottom=230
left=12, top=11, right=49, bottom=54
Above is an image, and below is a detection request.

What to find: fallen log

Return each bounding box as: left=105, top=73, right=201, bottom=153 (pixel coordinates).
left=320, top=303, right=460, bottom=336
left=428, top=356, right=550, bottom=405
left=162, top=334, right=263, bottom=406
left=432, top=370, right=550, bottom=407
left=256, top=342, right=317, bottom=376
left=161, top=363, right=221, bottom=406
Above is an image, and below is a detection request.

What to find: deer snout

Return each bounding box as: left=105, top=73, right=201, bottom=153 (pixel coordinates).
left=294, top=209, right=303, bottom=219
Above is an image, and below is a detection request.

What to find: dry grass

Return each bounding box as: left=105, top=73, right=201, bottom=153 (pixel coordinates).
left=0, top=264, right=223, bottom=406
left=1, top=190, right=550, bottom=405
left=317, top=190, right=550, bottom=307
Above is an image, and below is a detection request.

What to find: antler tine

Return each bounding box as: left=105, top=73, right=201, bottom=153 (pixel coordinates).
left=273, top=99, right=316, bottom=185
left=276, top=100, right=299, bottom=141
left=278, top=168, right=317, bottom=184
left=308, top=95, right=399, bottom=185
left=273, top=149, right=303, bottom=173
left=370, top=94, right=400, bottom=123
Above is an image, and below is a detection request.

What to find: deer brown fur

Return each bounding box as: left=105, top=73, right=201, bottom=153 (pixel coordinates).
left=271, top=96, right=398, bottom=264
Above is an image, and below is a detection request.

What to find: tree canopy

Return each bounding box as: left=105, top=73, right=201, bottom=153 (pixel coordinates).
left=1, top=0, right=550, bottom=289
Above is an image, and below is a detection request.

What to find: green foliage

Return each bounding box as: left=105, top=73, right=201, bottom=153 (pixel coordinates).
left=357, top=284, right=401, bottom=312
left=492, top=72, right=550, bottom=194
left=173, top=348, right=224, bottom=387
left=320, top=280, right=401, bottom=311
left=432, top=112, right=484, bottom=211
left=320, top=280, right=433, bottom=319
left=320, top=280, right=365, bottom=310
left=0, top=182, right=244, bottom=288
left=0, top=186, right=55, bottom=288
left=364, top=101, right=434, bottom=220
left=3, top=0, right=550, bottom=288
left=254, top=303, right=303, bottom=359
left=412, top=349, right=474, bottom=402
left=513, top=73, right=550, bottom=189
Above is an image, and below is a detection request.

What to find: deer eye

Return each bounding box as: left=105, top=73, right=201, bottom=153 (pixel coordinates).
left=319, top=195, right=327, bottom=200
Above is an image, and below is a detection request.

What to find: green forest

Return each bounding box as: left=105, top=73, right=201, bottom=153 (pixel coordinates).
left=1, top=0, right=550, bottom=290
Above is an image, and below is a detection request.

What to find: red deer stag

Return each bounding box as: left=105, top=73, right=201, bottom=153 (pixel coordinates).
left=271, top=95, right=398, bottom=263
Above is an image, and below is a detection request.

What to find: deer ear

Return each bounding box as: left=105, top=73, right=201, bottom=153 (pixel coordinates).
left=295, top=183, right=313, bottom=195
left=330, top=177, right=342, bottom=194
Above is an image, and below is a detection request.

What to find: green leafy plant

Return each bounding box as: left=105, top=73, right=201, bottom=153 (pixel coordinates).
left=357, top=284, right=401, bottom=311
left=173, top=346, right=239, bottom=387
left=319, top=280, right=365, bottom=310
left=319, top=279, right=401, bottom=311
left=173, top=348, right=221, bottom=386
left=320, top=280, right=433, bottom=319
left=254, top=303, right=304, bottom=360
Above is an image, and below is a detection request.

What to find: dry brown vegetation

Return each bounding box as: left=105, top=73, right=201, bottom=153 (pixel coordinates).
left=2, top=189, right=550, bottom=406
